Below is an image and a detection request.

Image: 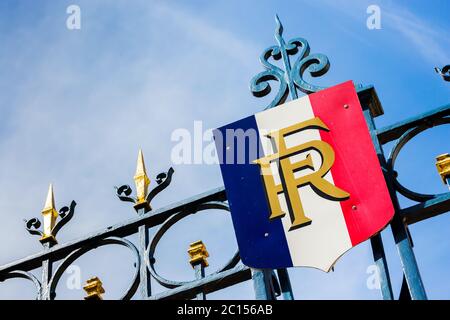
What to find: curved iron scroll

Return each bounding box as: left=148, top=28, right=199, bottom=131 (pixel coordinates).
left=387, top=117, right=450, bottom=202
left=0, top=270, right=42, bottom=300
left=147, top=167, right=175, bottom=203
left=24, top=201, right=76, bottom=240
left=250, top=15, right=330, bottom=109
left=48, top=237, right=140, bottom=300
left=435, top=65, right=450, bottom=82
left=116, top=167, right=174, bottom=208
left=146, top=201, right=240, bottom=289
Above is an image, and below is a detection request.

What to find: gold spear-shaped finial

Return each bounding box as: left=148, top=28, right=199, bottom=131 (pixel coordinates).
left=134, top=149, right=151, bottom=210
left=40, top=184, right=59, bottom=244
left=83, top=277, right=105, bottom=300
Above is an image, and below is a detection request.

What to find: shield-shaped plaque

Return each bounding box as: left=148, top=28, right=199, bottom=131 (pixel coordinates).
left=214, top=81, right=394, bottom=271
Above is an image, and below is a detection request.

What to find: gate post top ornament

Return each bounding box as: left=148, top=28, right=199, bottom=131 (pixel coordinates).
left=24, top=184, right=76, bottom=246
left=116, top=149, right=174, bottom=214
left=250, top=14, right=331, bottom=109
left=134, top=149, right=151, bottom=211
left=39, top=184, right=58, bottom=244
left=435, top=65, right=450, bottom=82
left=250, top=15, right=383, bottom=117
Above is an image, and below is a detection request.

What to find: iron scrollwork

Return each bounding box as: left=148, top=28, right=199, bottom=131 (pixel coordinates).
left=435, top=65, right=450, bottom=82
left=146, top=201, right=240, bottom=289
left=116, top=151, right=174, bottom=213
left=24, top=202, right=76, bottom=238
left=250, top=15, right=330, bottom=109
left=24, top=194, right=76, bottom=245
left=24, top=218, right=44, bottom=237
left=0, top=270, right=42, bottom=300
left=387, top=117, right=450, bottom=203
left=48, top=237, right=140, bottom=300
left=115, top=167, right=174, bottom=207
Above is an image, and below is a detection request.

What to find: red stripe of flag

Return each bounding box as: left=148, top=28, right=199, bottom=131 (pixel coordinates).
left=309, top=81, right=394, bottom=246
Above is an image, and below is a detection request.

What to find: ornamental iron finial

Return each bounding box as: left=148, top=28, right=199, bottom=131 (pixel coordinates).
left=116, top=149, right=174, bottom=214
left=24, top=184, right=76, bottom=245
left=188, top=240, right=209, bottom=268
left=134, top=149, right=151, bottom=207
left=435, top=65, right=450, bottom=82
left=41, top=184, right=58, bottom=244
left=250, top=15, right=330, bottom=109
left=436, top=153, right=450, bottom=186
left=83, top=277, right=105, bottom=300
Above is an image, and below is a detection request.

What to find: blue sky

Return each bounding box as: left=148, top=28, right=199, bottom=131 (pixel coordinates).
left=0, top=0, right=448, bottom=299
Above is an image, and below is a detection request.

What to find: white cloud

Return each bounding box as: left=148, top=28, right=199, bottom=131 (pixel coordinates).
left=303, top=0, right=449, bottom=65
left=151, top=2, right=258, bottom=67
left=384, top=7, right=450, bottom=65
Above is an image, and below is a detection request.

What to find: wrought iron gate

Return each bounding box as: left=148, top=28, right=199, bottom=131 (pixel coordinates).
left=0, top=17, right=449, bottom=300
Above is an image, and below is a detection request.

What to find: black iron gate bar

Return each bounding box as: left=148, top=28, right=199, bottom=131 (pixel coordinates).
left=0, top=17, right=449, bottom=300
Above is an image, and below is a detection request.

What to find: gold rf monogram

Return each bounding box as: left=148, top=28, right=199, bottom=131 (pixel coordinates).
left=253, top=117, right=350, bottom=231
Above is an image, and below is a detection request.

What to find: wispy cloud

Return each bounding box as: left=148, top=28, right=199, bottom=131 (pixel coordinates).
left=151, top=2, right=258, bottom=68
left=304, top=0, right=449, bottom=65
left=384, top=6, right=450, bottom=65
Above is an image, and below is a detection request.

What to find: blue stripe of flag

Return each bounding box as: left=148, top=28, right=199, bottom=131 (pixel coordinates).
left=214, top=115, right=293, bottom=268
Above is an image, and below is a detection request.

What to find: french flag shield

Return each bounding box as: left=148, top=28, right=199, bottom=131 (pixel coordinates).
left=214, top=81, right=394, bottom=271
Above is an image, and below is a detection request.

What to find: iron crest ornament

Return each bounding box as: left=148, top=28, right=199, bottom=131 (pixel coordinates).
left=250, top=15, right=330, bottom=109
left=435, top=65, right=450, bottom=82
